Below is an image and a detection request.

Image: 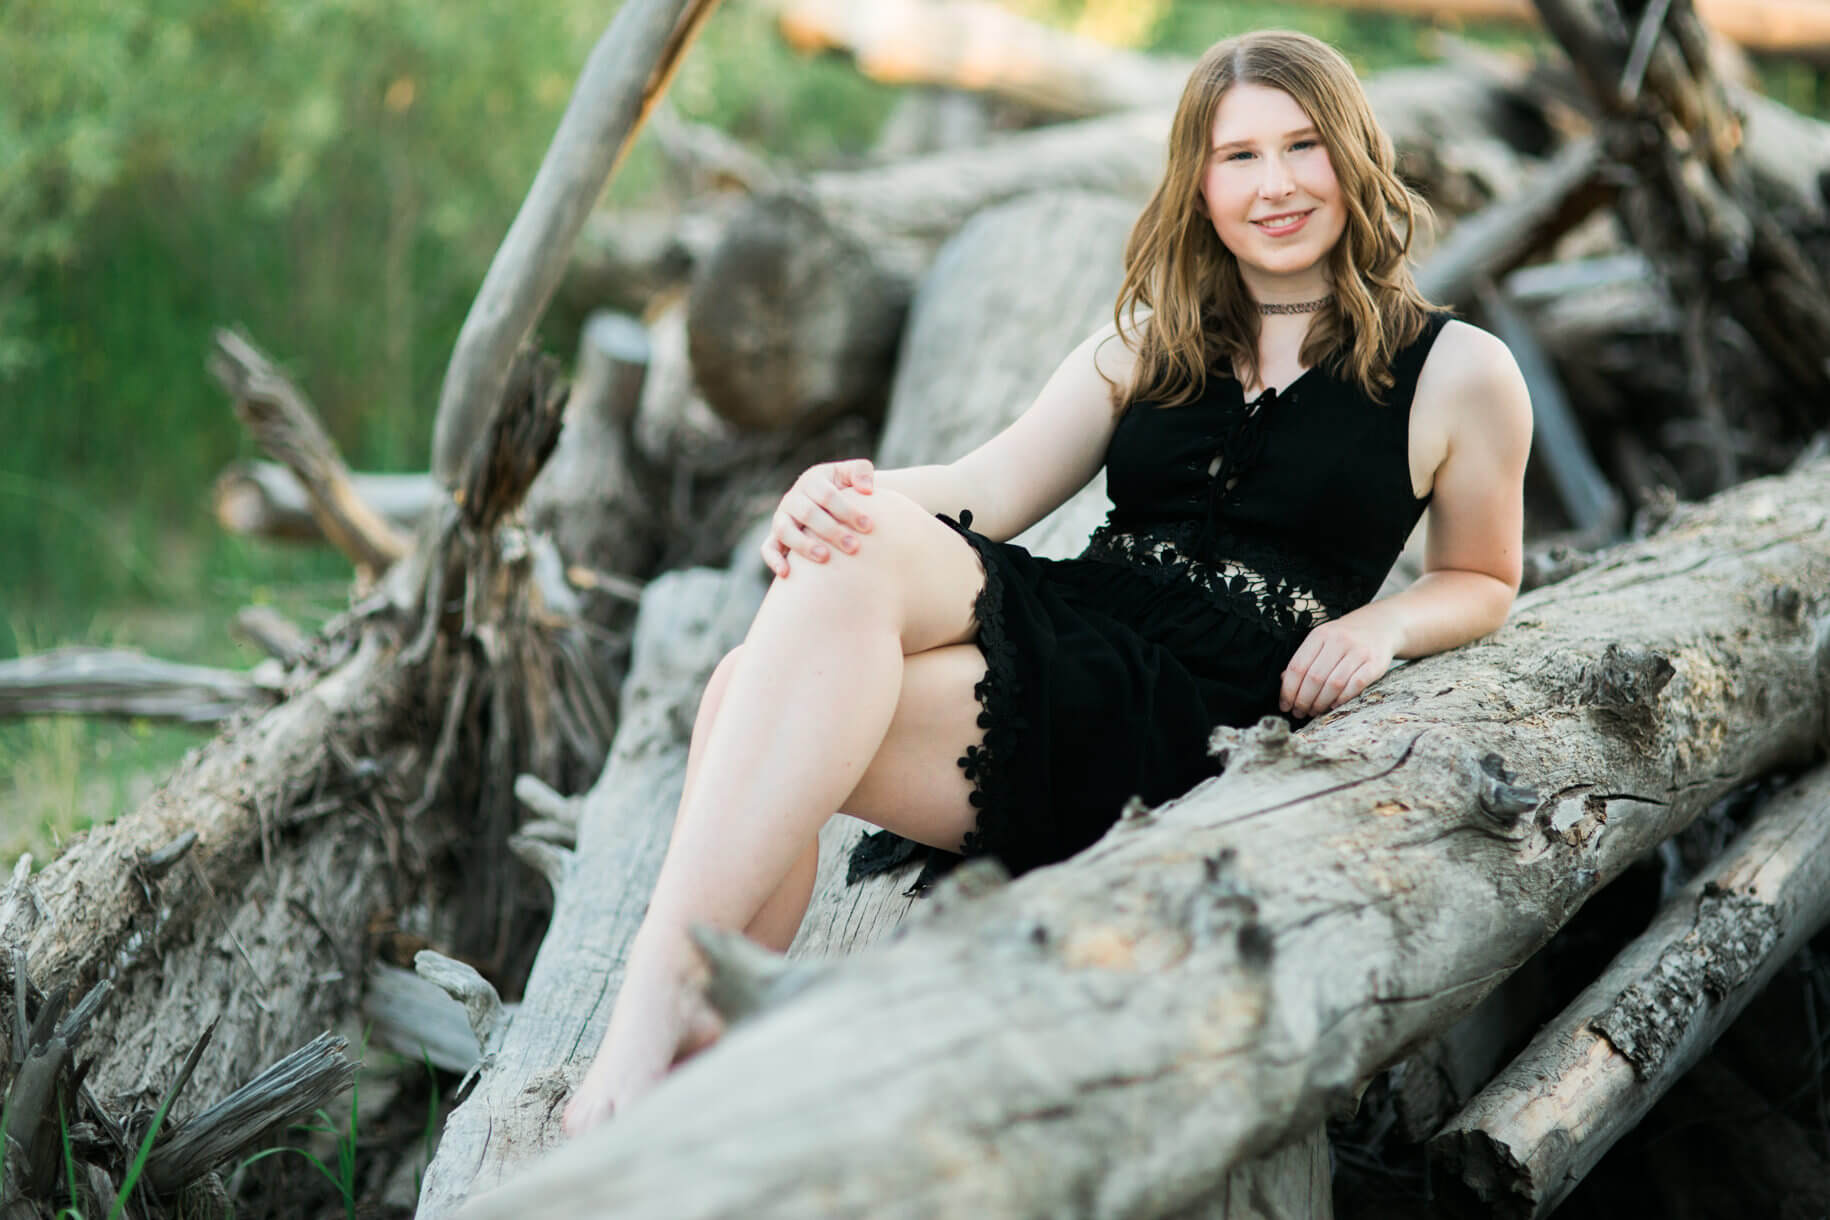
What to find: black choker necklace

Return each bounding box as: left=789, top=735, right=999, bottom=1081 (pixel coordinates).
left=1258, top=296, right=1333, bottom=316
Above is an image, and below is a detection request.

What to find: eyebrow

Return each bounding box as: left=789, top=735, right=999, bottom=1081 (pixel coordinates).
left=1212, top=126, right=1319, bottom=153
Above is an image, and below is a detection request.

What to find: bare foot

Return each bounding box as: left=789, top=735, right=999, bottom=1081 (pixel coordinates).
left=671, top=1001, right=727, bottom=1067
left=562, top=937, right=709, bottom=1137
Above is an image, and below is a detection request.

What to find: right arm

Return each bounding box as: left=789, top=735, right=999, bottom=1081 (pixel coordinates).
left=764, top=324, right=1137, bottom=574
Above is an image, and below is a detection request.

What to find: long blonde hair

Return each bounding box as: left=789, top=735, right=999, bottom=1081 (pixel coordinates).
left=1113, top=30, right=1437, bottom=409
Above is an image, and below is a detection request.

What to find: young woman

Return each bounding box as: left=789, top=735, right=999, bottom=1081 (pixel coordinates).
left=563, top=28, right=1532, bottom=1135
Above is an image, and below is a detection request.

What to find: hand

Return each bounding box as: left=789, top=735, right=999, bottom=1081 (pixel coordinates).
left=761, top=458, right=876, bottom=578
left=1279, top=606, right=1401, bottom=719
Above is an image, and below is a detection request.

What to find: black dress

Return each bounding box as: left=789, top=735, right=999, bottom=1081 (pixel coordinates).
left=848, top=312, right=1453, bottom=894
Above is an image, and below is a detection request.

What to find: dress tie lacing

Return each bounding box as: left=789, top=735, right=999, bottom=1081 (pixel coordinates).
left=1197, top=380, right=1278, bottom=560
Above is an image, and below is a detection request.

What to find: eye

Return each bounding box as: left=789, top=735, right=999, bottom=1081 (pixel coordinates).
left=1290, top=139, right=1318, bottom=152
left=1223, top=149, right=1254, bottom=162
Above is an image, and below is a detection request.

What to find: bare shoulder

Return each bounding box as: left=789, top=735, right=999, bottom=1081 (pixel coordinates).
left=1415, top=318, right=1532, bottom=455
left=1081, top=315, right=1144, bottom=396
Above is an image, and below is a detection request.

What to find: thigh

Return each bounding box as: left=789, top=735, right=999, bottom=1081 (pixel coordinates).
left=840, top=643, right=987, bottom=853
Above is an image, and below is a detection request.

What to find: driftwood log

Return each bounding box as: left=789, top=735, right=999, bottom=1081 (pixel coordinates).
left=455, top=441, right=1830, bottom=1216
left=687, top=64, right=1551, bottom=433
left=0, top=647, right=280, bottom=724
left=210, top=330, right=410, bottom=579
left=1433, top=761, right=1830, bottom=1217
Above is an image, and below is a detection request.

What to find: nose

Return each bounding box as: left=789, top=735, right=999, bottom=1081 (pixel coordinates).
left=1258, top=154, right=1295, bottom=200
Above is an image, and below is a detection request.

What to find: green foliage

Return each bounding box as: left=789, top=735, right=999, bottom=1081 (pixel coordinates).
left=110, top=1061, right=185, bottom=1220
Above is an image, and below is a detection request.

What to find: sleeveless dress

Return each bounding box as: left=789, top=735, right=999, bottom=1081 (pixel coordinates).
left=847, top=311, right=1453, bottom=895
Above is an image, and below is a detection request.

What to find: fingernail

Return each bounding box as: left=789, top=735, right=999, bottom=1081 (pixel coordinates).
left=842, top=534, right=857, bottom=550
left=813, top=545, right=829, bottom=560
left=857, top=516, right=871, bottom=530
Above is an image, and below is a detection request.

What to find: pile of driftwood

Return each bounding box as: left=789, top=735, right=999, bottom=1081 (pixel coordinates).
left=5, top=0, right=1830, bottom=1217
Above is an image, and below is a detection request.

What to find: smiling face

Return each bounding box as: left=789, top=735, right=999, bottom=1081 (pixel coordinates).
left=1199, top=82, right=1346, bottom=298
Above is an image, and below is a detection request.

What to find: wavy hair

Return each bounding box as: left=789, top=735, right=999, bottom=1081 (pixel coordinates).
left=1111, top=30, right=1437, bottom=409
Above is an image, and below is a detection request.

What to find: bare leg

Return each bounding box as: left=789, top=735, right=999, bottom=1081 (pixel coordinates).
left=562, top=492, right=987, bottom=1134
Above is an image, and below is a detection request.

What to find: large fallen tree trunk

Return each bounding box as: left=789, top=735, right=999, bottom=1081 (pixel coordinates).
left=687, top=63, right=1551, bottom=432
left=1432, top=761, right=1830, bottom=1217
left=456, top=440, right=1830, bottom=1215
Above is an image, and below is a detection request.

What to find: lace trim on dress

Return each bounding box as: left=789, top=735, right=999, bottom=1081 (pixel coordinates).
left=1082, top=517, right=1355, bottom=640
left=846, top=509, right=1021, bottom=896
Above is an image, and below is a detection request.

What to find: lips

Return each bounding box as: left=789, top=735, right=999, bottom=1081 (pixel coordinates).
left=1252, top=210, right=1312, bottom=237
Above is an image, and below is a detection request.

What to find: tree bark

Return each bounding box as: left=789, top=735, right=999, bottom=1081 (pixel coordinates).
left=1431, top=761, right=1830, bottom=1218
left=455, top=454, right=1830, bottom=1217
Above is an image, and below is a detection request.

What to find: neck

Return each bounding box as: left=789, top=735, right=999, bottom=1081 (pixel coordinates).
left=1238, top=265, right=1332, bottom=309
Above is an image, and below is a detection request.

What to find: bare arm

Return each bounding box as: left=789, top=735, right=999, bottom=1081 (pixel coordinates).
left=764, top=324, right=1137, bottom=574
left=877, top=324, right=1136, bottom=541
left=1282, top=323, right=1533, bottom=717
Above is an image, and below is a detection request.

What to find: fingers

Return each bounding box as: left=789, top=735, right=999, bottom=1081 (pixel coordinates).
left=788, top=490, right=862, bottom=555
left=771, top=508, right=830, bottom=567
left=759, top=535, right=791, bottom=579
left=1279, top=633, right=1324, bottom=714
left=833, top=458, right=875, bottom=494
left=1281, top=632, right=1377, bottom=718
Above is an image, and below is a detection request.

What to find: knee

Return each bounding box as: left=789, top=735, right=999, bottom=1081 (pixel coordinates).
left=704, top=646, right=744, bottom=708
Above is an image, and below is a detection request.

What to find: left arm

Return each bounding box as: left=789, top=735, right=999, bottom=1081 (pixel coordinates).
left=1281, top=324, right=1533, bottom=718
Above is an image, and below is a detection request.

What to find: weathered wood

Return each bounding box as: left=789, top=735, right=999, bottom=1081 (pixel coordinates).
left=430, top=0, right=724, bottom=485
left=365, top=964, right=494, bottom=1075
left=767, top=0, right=1189, bottom=117
left=1414, top=137, right=1615, bottom=308
left=688, top=65, right=1548, bottom=433
left=524, top=310, right=659, bottom=582
left=0, top=342, right=592, bottom=1220
left=209, top=330, right=411, bottom=577
left=0, top=647, right=279, bottom=724
left=1281, top=0, right=1830, bottom=59
left=231, top=606, right=313, bottom=667
left=456, top=453, right=1830, bottom=1217
left=1432, top=761, right=1830, bottom=1218
left=1535, top=0, right=1830, bottom=433
left=144, top=1032, right=359, bottom=1194
left=212, top=462, right=435, bottom=544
